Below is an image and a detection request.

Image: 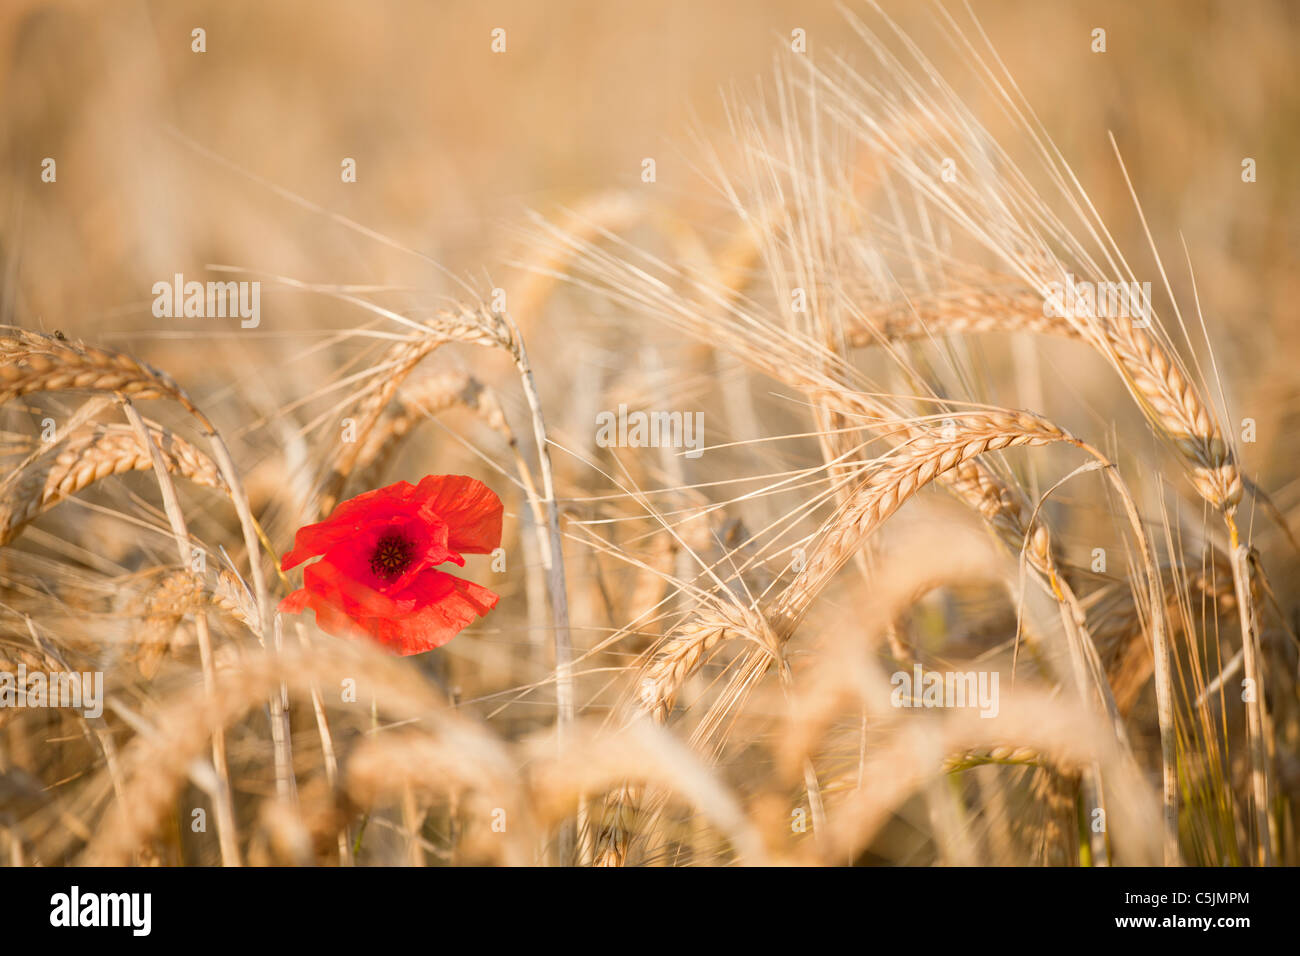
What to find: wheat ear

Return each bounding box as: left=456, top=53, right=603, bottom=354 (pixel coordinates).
left=0, top=421, right=224, bottom=546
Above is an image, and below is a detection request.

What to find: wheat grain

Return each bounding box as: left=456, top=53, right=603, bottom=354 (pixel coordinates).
left=0, top=422, right=224, bottom=546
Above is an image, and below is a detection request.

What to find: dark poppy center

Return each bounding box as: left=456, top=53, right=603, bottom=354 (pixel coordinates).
left=369, top=532, right=415, bottom=581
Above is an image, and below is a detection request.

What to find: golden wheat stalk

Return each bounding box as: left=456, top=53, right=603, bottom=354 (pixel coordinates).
left=547, top=215, right=1145, bottom=862
left=595, top=409, right=1086, bottom=865
left=352, top=370, right=513, bottom=489
left=0, top=421, right=224, bottom=546
left=124, top=566, right=258, bottom=677
left=844, top=287, right=1076, bottom=347
left=0, top=327, right=269, bottom=637
left=772, top=411, right=1076, bottom=626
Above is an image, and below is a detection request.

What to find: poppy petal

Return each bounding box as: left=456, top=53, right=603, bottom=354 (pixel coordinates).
left=368, top=570, right=500, bottom=655
left=281, top=481, right=426, bottom=570
left=278, top=588, right=311, bottom=614
left=412, top=475, right=503, bottom=554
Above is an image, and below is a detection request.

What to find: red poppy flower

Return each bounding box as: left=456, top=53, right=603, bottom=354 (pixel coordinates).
left=278, top=475, right=503, bottom=655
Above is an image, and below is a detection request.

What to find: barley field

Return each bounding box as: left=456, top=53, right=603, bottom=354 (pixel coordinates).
left=0, top=0, right=1296, bottom=869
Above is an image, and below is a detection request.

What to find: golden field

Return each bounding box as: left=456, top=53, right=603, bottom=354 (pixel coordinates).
left=0, top=0, right=1297, bottom=866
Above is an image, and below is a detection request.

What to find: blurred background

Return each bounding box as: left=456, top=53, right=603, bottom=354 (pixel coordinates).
left=0, top=0, right=1297, bottom=866
left=2, top=0, right=1297, bottom=486
left=2, top=2, right=1295, bottom=315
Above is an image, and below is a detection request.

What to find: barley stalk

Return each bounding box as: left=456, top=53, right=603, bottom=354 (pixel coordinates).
left=845, top=287, right=1075, bottom=347
left=772, top=410, right=1074, bottom=628
left=596, top=409, right=1080, bottom=865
